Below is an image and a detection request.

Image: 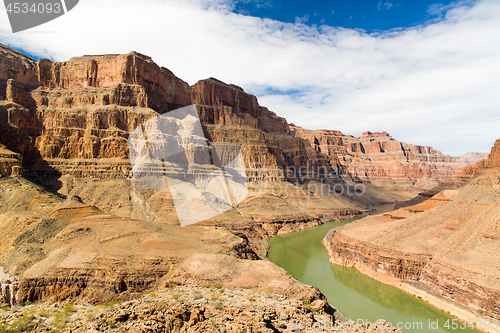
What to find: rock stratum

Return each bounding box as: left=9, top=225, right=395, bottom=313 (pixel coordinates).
left=291, top=127, right=463, bottom=194
left=0, top=43, right=460, bottom=198
left=0, top=43, right=406, bottom=224
left=325, top=139, right=500, bottom=325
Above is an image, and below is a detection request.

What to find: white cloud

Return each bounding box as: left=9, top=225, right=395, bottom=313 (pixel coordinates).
left=295, top=15, right=309, bottom=24
left=0, top=0, right=499, bottom=156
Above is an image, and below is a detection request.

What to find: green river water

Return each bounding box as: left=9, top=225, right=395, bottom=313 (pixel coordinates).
left=268, top=204, right=478, bottom=332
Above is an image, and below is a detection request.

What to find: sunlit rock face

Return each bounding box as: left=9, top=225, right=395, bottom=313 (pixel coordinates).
left=291, top=127, right=464, bottom=193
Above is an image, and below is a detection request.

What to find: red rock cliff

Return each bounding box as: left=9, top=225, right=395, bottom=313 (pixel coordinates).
left=0, top=44, right=319, bottom=182
left=292, top=126, right=463, bottom=193
left=0, top=43, right=462, bottom=196
left=487, top=139, right=500, bottom=167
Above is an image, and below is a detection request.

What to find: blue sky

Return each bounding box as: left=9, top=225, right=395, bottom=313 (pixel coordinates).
left=0, top=0, right=499, bottom=156
left=5, top=0, right=465, bottom=61
left=233, top=0, right=457, bottom=31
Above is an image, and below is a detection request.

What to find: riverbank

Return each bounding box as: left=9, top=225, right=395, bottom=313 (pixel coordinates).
left=321, top=157, right=500, bottom=325
left=323, top=197, right=500, bottom=333
left=323, top=230, right=493, bottom=332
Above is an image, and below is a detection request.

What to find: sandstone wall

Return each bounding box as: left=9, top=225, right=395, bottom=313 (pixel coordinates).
left=487, top=139, right=500, bottom=168
left=36, top=52, right=192, bottom=113
left=0, top=43, right=461, bottom=195
left=420, top=261, right=500, bottom=319
left=0, top=43, right=337, bottom=184
left=292, top=127, right=463, bottom=193
left=0, top=45, right=38, bottom=86
left=0, top=146, right=23, bottom=177
left=324, top=228, right=432, bottom=281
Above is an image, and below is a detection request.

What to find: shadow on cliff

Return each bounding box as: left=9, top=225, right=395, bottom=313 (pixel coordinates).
left=23, top=158, right=64, bottom=198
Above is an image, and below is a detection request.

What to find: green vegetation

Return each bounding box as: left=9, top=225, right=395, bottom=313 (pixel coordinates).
left=213, top=280, right=223, bottom=289
left=303, top=301, right=314, bottom=313
left=213, top=300, right=223, bottom=310
left=96, top=300, right=118, bottom=310
left=0, top=308, right=35, bottom=332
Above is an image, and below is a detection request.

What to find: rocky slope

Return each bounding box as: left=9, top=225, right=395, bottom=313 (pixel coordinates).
left=292, top=127, right=463, bottom=194
left=0, top=285, right=402, bottom=333
left=0, top=176, right=397, bottom=332
left=325, top=139, right=500, bottom=324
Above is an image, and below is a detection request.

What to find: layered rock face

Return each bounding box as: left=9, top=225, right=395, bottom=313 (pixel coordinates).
left=0, top=43, right=405, bottom=226
left=0, top=43, right=458, bottom=197
left=292, top=127, right=463, bottom=194
left=487, top=139, right=500, bottom=167
left=1, top=45, right=192, bottom=177
left=0, top=44, right=327, bottom=186
left=0, top=145, right=22, bottom=177
left=0, top=45, right=38, bottom=87
left=325, top=140, right=500, bottom=320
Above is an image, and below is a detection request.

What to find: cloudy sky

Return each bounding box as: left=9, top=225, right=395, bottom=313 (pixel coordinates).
left=1, top=0, right=499, bottom=156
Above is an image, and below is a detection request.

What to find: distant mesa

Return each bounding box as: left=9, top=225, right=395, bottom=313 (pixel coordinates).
left=455, top=152, right=489, bottom=166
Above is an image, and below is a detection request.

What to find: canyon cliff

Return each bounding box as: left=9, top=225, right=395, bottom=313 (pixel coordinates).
left=325, top=139, right=500, bottom=323
left=0, top=43, right=400, bottom=316
left=0, top=42, right=406, bottom=231
left=291, top=127, right=463, bottom=194
left=1, top=43, right=461, bottom=198
left=0, top=42, right=470, bottom=331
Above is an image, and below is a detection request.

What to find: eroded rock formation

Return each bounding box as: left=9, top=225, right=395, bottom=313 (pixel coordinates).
left=325, top=140, right=500, bottom=320
left=0, top=42, right=404, bottom=228
left=292, top=127, right=463, bottom=194
left=0, top=43, right=458, bottom=198
left=0, top=42, right=467, bottom=318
